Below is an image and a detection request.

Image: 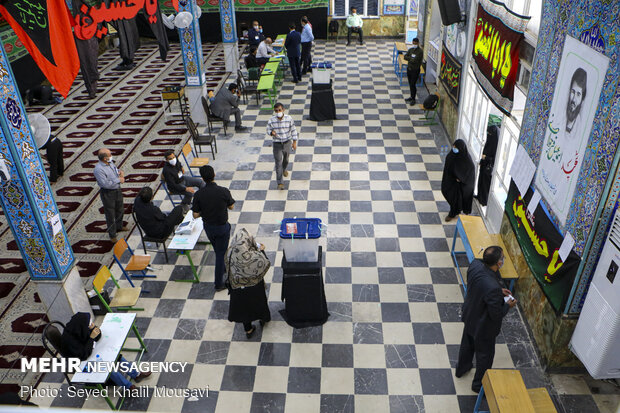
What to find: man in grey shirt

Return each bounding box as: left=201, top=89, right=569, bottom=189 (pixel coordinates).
left=94, top=148, right=127, bottom=242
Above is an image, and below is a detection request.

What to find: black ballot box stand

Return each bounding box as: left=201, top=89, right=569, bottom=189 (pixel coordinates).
left=309, top=81, right=337, bottom=121
left=280, top=246, right=329, bottom=327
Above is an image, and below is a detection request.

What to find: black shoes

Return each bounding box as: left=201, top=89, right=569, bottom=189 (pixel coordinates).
left=455, top=364, right=472, bottom=378
left=471, top=383, right=482, bottom=393
left=235, top=126, right=249, bottom=132
left=405, top=97, right=414, bottom=103
left=113, top=63, right=136, bottom=71
left=245, top=325, right=255, bottom=339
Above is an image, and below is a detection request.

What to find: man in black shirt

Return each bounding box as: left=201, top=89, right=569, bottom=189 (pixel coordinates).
left=404, top=38, right=424, bottom=105
left=162, top=150, right=205, bottom=205
left=134, top=186, right=186, bottom=239
left=192, top=165, right=235, bottom=292
left=455, top=246, right=517, bottom=393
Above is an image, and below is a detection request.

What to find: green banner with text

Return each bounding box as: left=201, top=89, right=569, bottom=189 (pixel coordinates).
left=159, top=0, right=327, bottom=13
left=505, top=181, right=580, bottom=312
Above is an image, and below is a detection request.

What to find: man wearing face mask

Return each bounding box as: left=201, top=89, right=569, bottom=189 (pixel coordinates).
left=162, top=150, right=205, bottom=205
left=404, top=38, right=424, bottom=105
left=94, top=148, right=127, bottom=243
left=455, top=246, right=517, bottom=393
left=346, top=7, right=364, bottom=45
left=247, top=20, right=265, bottom=47
left=266, top=103, right=298, bottom=190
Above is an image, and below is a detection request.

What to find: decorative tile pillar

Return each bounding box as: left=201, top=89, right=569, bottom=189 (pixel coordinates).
left=220, top=0, right=239, bottom=73
left=0, top=45, right=74, bottom=281
left=178, top=0, right=206, bottom=87
left=0, top=38, right=91, bottom=322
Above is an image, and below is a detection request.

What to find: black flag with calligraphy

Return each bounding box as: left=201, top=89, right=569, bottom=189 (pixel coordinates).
left=0, top=0, right=79, bottom=97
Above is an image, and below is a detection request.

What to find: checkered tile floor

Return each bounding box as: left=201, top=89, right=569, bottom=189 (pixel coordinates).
left=33, top=40, right=619, bottom=413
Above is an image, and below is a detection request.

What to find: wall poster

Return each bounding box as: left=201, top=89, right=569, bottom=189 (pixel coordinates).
left=505, top=181, right=581, bottom=312
left=439, top=42, right=462, bottom=105
left=385, top=0, right=406, bottom=15
left=470, top=0, right=530, bottom=114
left=534, top=35, right=609, bottom=225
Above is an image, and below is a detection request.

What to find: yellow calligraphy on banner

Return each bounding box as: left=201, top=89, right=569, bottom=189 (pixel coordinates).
left=440, top=61, right=460, bottom=89
left=512, top=196, right=565, bottom=280
left=474, top=18, right=512, bottom=89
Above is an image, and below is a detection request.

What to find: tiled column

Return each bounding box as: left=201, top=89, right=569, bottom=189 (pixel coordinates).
left=177, top=0, right=207, bottom=124
left=178, top=0, right=206, bottom=87
left=219, top=0, right=239, bottom=73
left=0, top=41, right=90, bottom=321
left=0, top=47, right=73, bottom=280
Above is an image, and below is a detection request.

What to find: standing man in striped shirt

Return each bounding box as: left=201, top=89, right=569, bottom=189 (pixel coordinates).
left=266, top=103, right=298, bottom=190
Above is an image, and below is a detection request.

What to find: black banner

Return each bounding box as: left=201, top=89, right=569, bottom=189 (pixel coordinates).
left=505, top=180, right=580, bottom=311
left=2, top=0, right=54, bottom=63
left=439, top=42, right=462, bottom=106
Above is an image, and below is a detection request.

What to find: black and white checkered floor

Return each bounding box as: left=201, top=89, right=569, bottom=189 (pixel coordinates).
left=34, top=40, right=618, bottom=413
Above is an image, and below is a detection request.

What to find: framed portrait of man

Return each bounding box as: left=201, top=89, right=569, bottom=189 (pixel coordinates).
left=535, top=35, right=610, bottom=225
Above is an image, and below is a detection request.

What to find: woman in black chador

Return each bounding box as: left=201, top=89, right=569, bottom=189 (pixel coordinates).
left=442, top=139, right=476, bottom=222
left=476, top=125, right=499, bottom=206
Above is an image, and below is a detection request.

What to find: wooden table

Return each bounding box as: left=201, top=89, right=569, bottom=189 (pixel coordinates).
left=475, top=370, right=536, bottom=413
left=71, top=313, right=147, bottom=410
left=451, top=215, right=519, bottom=293
left=168, top=211, right=212, bottom=283
left=393, top=41, right=408, bottom=68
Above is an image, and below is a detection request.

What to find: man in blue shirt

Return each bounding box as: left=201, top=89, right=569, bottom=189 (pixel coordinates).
left=285, top=23, right=302, bottom=83
left=300, top=17, right=314, bottom=76
left=247, top=20, right=265, bottom=47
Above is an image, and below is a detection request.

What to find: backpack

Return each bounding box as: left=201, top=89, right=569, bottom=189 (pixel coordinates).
left=329, top=20, right=339, bottom=33
left=423, top=94, right=439, bottom=110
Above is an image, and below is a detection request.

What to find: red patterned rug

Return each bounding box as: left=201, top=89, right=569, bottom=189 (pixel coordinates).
left=0, top=40, right=240, bottom=391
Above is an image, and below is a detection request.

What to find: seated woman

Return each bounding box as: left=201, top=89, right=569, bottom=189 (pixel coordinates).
left=61, top=312, right=150, bottom=389
left=225, top=229, right=271, bottom=338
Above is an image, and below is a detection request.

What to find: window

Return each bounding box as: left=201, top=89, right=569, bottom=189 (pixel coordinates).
left=333, top=0, right=379, bottom=17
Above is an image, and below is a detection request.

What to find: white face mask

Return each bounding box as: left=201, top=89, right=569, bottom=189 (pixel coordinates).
left=107, top=155, right=113, bottom=163
left=168, top=157, right=177, bottom=166
left=254, top=26, right=259, bottom=30
left=412, top=44, right=418, bottom=49
left=276, top=112, right=284, bottom=118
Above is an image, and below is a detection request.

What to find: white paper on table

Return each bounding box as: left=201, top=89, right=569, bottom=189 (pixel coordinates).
left=509, top=144, right=536, bottom=196
left=558, top=232, right=575, bottom=262
left=527, top=191, right=541, bottom=215
left=50, top=214, right=62, bottom=237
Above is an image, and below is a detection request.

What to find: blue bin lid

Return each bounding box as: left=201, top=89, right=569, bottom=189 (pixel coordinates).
left=280, top=218, right=322, bottom=239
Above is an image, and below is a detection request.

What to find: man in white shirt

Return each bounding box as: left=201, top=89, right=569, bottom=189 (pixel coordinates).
left=257, top=38, right=276, bottom=65
left=346, top=7, right=364, bottom=45
left=266, top=103, right=298, bottom=190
